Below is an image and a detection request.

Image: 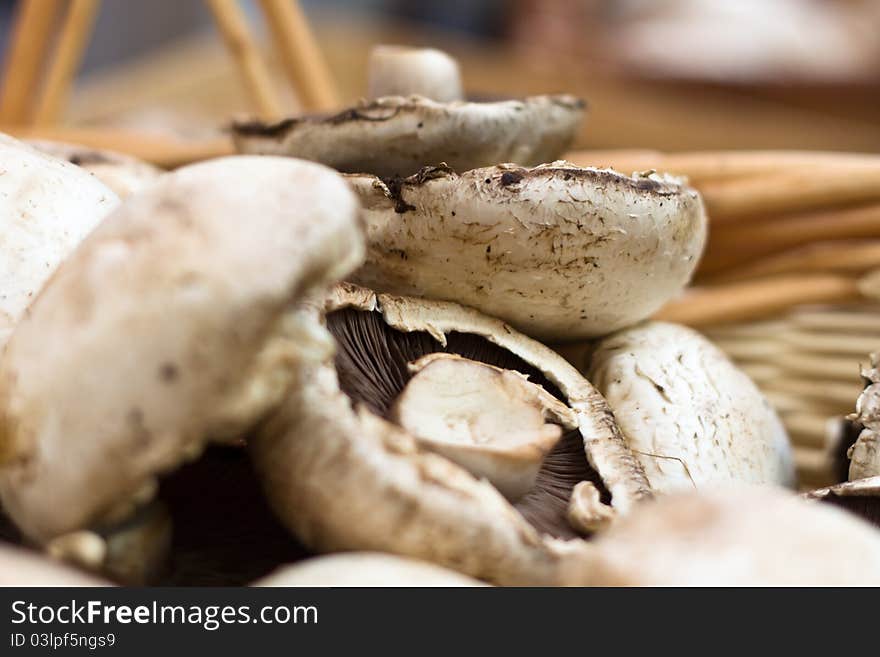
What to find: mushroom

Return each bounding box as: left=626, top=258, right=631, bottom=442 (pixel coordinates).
left=389, top=353, right=578, bottom=500
left=0, top=133, right=120, bottom=349
left=588, top=321, right=796, bottom=493
left=0, top=542, right=111, bottom=586
left=232, top=95, right=585, bottom=178
left=804, top=476, right=880, bottom=529
left=28, top=140, right=163, bottom=198
left=348, top=163, right=707, bottom=341
left=254, top=553, right=485, bottom=587
left=844, top=353, right=880, bottom=480
left=0, top=156, right=364, bottom=580
left=250, top=283, right=652, bottom=586
left=367, top=45, right=464, bottom=102
left=581, top=487, right=880, bottom=585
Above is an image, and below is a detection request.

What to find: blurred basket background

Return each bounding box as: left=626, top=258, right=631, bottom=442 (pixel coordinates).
left=2, top=0, right=879, bottom=489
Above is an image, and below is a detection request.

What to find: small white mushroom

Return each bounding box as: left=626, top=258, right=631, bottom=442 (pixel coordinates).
left=367, top=45, right=463, bottom=102
left=589, top=321, right=795, bottom=492
left=0, top=157, right=364, bottom=574
left=28, top=139, right=163, bottom=198
left=254, top=553, right=486, bottom=587
left=232, top=95, right=584, bottom=178
left=0, top=133, right=120, bottom=349
left=389, top=353, right=577, bottom=500
left=349, top=163, right=707, bottom=341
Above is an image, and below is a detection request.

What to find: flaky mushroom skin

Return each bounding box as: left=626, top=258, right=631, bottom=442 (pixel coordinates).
left=847, top=354, right=880, bottom=480
left=0, top=156, right=365, bottom=543
left=232, top=95, right=585, bottom=178
left=582, top=488, right=880, bottom=586
left=0, top=543, right=110, bottom=586
left=349, top=163, right=706, bottom=341
left=251, top=285, right=651, bottom=586
left=0, top=133, right=120, bottom=349
left=254, top=553, right=485, bottom=587
left=589, top=322, right=795, bottom=493
left=28, top=140, right=163, bottom=199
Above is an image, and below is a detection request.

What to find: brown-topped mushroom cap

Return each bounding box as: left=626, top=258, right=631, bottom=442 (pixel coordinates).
left=232, top=95, right=585, bottom=178
left=349, top=162, right=706, bottom=341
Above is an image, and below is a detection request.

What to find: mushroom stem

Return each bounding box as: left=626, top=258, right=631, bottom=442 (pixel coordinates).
left=367, top=45, right=464, bottom=102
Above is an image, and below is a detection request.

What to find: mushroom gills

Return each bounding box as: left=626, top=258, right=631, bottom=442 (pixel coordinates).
left=326, top=306, right=610, bottom=539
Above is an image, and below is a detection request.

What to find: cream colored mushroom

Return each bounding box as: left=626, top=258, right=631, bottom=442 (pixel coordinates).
left=0, top=156, right=364, bottom=578
left=28, top=140, right=163, bottom=198
left=846, top=353, right=880, bottom=480
left=254, top=553, right=486, bottom=587
left=389, top=353, right=578, bottom=500
left=367, top=45, right=463, bottom=102
left=250, top=283, right=651, bottom=586
left=0, top=133, right=120, bottom=349
left=349, top=163, right=707, bottom=341
left=232, top=95, right=584, bottom=178
left=589, top=321, right=795, bottom=493
left=580, top=488, right=880, bottom=585
left=0, top=542, right=111, bottom=586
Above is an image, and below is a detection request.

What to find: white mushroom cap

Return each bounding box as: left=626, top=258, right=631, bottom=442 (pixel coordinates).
left=27, top=140, right=163, bottom=199
left=251, top=284, right=651, bottom=585
left=0, top=542, right=110, bottom=586
left=232, top=95, right=585, bottom=178
left=254, top=553, right=486, bottom=587
left=389, top=353, right=576, bottom=500
left=582, top=488, right=880, bottom=585
left=350, top=163, right=707, bottom=341
left=589, top=321, right=795, bottom=492
left=0, top=133, right=120, bottom=349
left=0, top=156, right=364, bottom=544
left=368, top=45, right=464, bottom=102
left=847, top=353, right=880, bottom=480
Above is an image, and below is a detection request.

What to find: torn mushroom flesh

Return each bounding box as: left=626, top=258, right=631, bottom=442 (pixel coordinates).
left=250, top=284, right=652, bottom=585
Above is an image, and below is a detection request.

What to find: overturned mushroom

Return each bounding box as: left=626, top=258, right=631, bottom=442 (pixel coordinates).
left=0, top=542, right=111, bottom=586
left=251, top=283, right=651, bottom=585
left=589, top=322, right=796, bottom=493
left=349, top=163, right=706, bottom=341
left=28, top=140, right=163, bottom=198
left=0, top=133, right=119, bottom=349
left=232, top=95, right=584, bottom=178
left=368, top=45, right=463, bottom=102
left=254, top=553, right=485, bottom=587
left=580, top=487, right=880, bottom=585
left=0, top=156, right=364, bottom=581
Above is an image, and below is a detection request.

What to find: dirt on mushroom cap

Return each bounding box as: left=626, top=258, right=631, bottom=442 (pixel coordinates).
left=349, top=162, right=707, bottom=341
left=232, top=95, right=585, bottom=178
left=0, top=156, right=365, bottom=544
